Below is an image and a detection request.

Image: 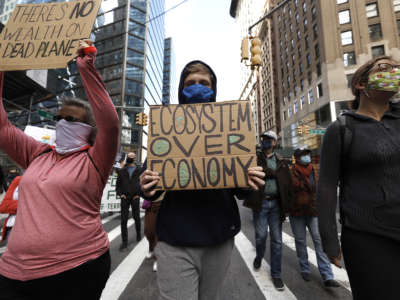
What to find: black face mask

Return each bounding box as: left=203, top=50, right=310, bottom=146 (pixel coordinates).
left=126, top=158, right=134, bottom=164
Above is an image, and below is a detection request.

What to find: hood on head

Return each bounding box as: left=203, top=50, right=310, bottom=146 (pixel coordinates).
left=178, top=60, right=217, bottom=104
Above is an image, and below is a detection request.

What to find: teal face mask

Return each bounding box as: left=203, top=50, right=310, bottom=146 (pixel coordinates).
left=368, top=68, right=400, bottom=92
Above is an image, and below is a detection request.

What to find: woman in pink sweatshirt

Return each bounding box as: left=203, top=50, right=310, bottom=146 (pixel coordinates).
left=0, top=40, right=120, bottom=300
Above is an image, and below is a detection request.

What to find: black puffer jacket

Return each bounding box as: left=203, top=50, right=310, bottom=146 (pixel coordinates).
left=317, top=106, right=400, bottom=258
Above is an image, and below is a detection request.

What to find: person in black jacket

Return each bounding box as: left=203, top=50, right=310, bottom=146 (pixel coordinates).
left=140, top=61, right=265, bottom=300
left=116, top=152, right=142, bottom=251
left=317, top=56, right=400, bottom=299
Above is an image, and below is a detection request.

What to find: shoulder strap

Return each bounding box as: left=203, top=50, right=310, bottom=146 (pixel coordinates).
left=86, top=151, right=105, bottom=185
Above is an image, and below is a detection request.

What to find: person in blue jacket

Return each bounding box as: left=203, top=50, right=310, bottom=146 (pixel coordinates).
left=140, top=60, right=265, bottom=300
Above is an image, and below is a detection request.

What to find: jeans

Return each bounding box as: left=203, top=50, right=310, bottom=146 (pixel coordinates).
left=252, top=199, right=282, bottom=278
left=289, top=216, right=333, bottom=281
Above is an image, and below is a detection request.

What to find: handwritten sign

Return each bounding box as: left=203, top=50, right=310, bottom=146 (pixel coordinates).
left=148, top=101, right=257, bottom=190
left=100, top=173, right=121, bottom=213
left=0, top=0, right=101, bottom=71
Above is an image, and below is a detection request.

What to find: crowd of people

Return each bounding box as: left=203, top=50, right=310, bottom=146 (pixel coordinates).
left=0, top=39, right=398, bottom=300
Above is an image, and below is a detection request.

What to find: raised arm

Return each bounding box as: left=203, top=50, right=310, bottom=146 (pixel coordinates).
left=316, top=121, right=342, bottom=259
left=76, top=46, right=120, bottom=183
left=0, top=72, right=50, bottom=168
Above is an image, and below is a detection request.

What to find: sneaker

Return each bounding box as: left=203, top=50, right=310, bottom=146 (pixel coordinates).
left=253, top=257, right=262, bottom=270
left=272, top=278, right=285, bottom=291
left=146, top=251, right=155, bottom=259
left=301, top=272, right=311, bottom=282
left=324, top=279, right=340, bottom=288
left=153, top=261, right=157, bottom=272
left=119, top=243, right=128, bottom=252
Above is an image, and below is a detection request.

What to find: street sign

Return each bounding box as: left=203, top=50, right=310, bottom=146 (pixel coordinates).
left=309, top=129, right=326, bottom=135
left=38, top=110, right=54, bottom=119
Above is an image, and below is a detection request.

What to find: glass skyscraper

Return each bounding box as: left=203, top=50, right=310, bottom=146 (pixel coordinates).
left=14, top=0, right=166, bottom=161
left=162, top=37, right=177, bottom=105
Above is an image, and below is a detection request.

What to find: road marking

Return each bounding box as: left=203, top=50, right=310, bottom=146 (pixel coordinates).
left=100, top=238, right=148, bottom=300
left=235, top=231, right=298, bottom=300
left=101, top=213, right=119, bottom=224
left=281, top=231, right=351, bottom=291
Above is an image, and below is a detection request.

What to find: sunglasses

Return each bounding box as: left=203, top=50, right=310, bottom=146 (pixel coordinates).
left=53, top=115, right=83, bottom=122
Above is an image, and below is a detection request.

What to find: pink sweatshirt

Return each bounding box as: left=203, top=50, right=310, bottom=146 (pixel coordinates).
left=0, top=51, right=120, bottom=281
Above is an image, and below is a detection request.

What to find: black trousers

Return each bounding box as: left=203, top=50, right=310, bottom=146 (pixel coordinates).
left=0, top=250, right=110, bottom=300
left=342, top=227, right=400, bottom=300
left=120, top=196, right=141, bottom=244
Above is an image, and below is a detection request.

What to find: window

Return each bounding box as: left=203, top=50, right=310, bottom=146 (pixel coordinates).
left=297, top=30, right=301, bottom=40
left=341, top=30, right=353, bottom=45
left=298, top=47, right=302, bottom=58
left=397, top=19, right=400, bottom=35
left=313, top=24, right=318, bottom=39
left=337, top=0, right=348, bottom=4
left=306, top=53, right=311, bottom=66
left=346, top=74, right=354, bottom=88
left=300, top=96, right=305, bottom=108
left=296, top=13, right=300, bottom=24
left=339, top=10, right=350, bottom=24
left=300, top=79, right=305, bottom=91
left=308, top=89, right=315, bottom=104
left=395, top=0, right=400, bottom=12
left=344, top=51, right=356, bottom=66
left=315, top=44, right=320, bottom=58
left=291, top=39, right=295, bottom=49
left=312, top=6, right=317, bottom=20
left=317, top=83, right=323, bottom=98
left=372, top=45, right=385, bottom=57
left=369, top=23, right=382, bottom=41
left=288, top=106, right=293, bottom=117
left=283, top=111, right=287, bottom=121
left=304, top=18, right=308, bottom=31
left=303, top=2, right=307, bottom=13
left=308, top=71, right=312, bottom=85
left=290, top=24, right=293, bottom=33
left=299, top=63, right=303, bottom=73
left=294, top=101, right=299, bottom=113
left=366, top=3, right=378, bottom=18
left=317, top=62, right=322, bottom=77
left=305, top=35, right=310, bottom=49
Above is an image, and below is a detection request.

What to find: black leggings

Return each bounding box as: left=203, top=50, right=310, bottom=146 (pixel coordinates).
left=0, top=250, right=111, bottom=300
left=342, top=227, right=400, bottom=300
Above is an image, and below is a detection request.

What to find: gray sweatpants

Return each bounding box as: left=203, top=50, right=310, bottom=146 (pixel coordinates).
left=155, top=238, right=234, bottom=300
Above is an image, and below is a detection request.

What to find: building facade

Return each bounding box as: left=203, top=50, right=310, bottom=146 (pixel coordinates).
left=258, top=0, right=400, bottom=150
left=162, top=37, right=177, bottom=105
left=0, top=0, right=18, bottom=24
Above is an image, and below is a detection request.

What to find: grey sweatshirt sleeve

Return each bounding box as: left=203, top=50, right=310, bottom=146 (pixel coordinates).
left=316, top=121, right=342, bottom=258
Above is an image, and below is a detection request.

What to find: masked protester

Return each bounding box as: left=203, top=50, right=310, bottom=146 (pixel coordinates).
left=289, top=148, right=339, bottom=288
left=140, top=61, right=265, bottom=300
left=317, top=56, right=400, bottom=299
left=243, top=130, right=293, bottom=291
left=0, top=40, right=119, bottom=300
left=116, top=152, right=142, bottom=251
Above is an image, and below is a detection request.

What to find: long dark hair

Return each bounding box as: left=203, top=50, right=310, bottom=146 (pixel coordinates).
left=350, top=55, right=392, bottom=110
left=62, top=98, right=97, bottom=146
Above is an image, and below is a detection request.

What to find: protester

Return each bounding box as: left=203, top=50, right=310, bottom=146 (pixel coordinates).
left=243, top=130, right=293, bottom=291
left=143, top=192, right=164, bottom=272
left=0, top=39, right=119, bottom=300
left=116, top=152, right=142, bottom=251
left=317, top=56, right=400, bottom=299
left=140, top=60, right=265, bottom=300
left=289, top=148, right=339, bottom=287
left=0, top=176, right=20, bottom=242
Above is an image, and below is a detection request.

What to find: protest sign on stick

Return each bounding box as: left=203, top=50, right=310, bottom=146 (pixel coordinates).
left=147, top=100, right=257, bottom=190
left=0, top=0, right=101, bottom=71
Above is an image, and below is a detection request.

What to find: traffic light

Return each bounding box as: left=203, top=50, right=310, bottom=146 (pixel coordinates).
left=297, top=126, right=303, bottom=135
left=136, top=112, right=143, bottom=125
left=241, top=37, right=249, bottom=62
left=304, top=125, right=310, bottom=135
left=142, top=113, right=148, bottom=126
left=250, top=37, right=262, bottom=67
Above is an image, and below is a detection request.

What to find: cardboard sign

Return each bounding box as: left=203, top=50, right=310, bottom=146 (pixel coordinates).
left=100, top=173, right=121, bottom=213
left=147, top=101, right=257, bottom=190
left=0, top=0, right=101, bottom=71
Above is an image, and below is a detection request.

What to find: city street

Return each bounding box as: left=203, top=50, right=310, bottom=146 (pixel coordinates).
left=99, top=202, right=352, bottom=300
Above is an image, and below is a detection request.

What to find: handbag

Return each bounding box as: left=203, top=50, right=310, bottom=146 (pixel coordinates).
left=141, top=199, right=151, bottom=210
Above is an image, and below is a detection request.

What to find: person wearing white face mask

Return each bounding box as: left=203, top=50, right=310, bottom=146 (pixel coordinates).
left=0, top=40, right=119, bottom=300
left=288, top=148, right=339, bottom=288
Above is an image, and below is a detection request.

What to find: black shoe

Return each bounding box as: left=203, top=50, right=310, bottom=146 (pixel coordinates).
left=119, top=243, right=128, bottom=252
left=301, top=272, right=311, bottom=282
left=253, top=257, right=262, bottom=270
left=272, top=278, right=285, bottom=291
left=324, top=279, right=340, bottom=288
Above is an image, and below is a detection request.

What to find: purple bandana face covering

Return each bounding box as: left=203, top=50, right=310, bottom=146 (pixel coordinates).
left=182, top=84, right=215, bottom=103
left=55, top=119, right=92, bottom=154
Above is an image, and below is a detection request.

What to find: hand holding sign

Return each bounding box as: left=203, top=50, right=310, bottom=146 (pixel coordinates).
left=76, top=38, right=93, bottom=56
left=247, top=166, right=265, bottom=191
left=140, top=170, right=161, bottom=198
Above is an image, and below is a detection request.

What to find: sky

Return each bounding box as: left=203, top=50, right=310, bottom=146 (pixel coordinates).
left=165, top=0, right=241, bottom=103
